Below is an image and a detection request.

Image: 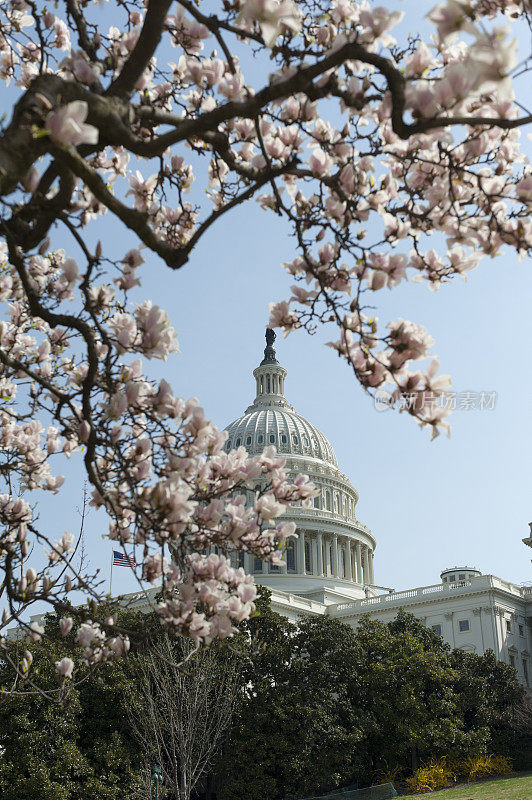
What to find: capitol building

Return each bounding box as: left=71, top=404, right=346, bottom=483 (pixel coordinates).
left=13, top=331, right=532, bottom=689
left=224, top=331, right=532, bottom=688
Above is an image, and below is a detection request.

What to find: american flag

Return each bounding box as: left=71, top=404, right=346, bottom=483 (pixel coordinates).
left=112, top=550, right=136, bottom=567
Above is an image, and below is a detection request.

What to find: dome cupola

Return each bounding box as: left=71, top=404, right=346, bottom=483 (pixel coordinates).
left=251, top=328, right=289, bottom=409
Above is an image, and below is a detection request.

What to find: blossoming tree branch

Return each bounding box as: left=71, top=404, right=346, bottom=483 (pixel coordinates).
left=0, top=0, right=530, bottom=686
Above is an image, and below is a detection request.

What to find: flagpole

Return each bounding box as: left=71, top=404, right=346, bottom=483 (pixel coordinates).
left=109, top=551, right=113, bottom=597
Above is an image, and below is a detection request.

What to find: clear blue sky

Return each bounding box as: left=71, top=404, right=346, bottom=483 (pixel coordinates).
left=22, top=1, right=532, bottom=601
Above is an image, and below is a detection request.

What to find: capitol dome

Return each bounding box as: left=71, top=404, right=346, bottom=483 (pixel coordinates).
left=224, top=330, right=377, bottom=605
left=224, top=329, right=338, bottom=467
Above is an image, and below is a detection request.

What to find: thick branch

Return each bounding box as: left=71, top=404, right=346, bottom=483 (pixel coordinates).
left=107, top=0, right=173, bottom=98
left=64, top=0, right=98, bottom=61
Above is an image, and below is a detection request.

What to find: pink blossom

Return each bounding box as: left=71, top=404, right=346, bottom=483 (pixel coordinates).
left=55, top=656, right=74, bottom=678
left=46, top=101, right=98, bottom=147
left=309, top=148, right=334, bottom=177
left=60, top=617, right=73, bottom=637
left=237, top=0, right=301, bottom=47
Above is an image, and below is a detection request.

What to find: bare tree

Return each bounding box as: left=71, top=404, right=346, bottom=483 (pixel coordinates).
left=128, top=635, right=241, bottom=800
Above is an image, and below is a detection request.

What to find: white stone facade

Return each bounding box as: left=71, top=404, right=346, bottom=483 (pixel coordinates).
left=223, top=332, right=532, bottom=688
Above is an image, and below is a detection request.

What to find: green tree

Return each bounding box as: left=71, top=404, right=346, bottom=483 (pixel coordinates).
left=0, top=610, right=146, bottom=800
left=353, top=612, right=488, bottom=774
left=221, top=600, right=369, bottom=800
left=222, top=606, right=526, bottom=798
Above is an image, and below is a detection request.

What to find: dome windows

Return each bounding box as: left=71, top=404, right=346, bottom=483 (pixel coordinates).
left=224, top=407, right=339, bottom=467
left=226, top=439, right=232, bottom=450
left=235, top=438, right=241, bottom=447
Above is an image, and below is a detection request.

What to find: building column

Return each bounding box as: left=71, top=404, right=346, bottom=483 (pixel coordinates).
left=316, top=532, right=323, bottom=576
left=346, top=538, right=353, bottom=581
left=332, top=534, right=339, bottom=578
left=244, top=553, right=253, bottom=574
left=297, top=530, right=306, bottom=575
left=369, top=550, right=375, bottom=584
left=362, top=545, right=369, bottom=585
left=324, top=536, right=331, bottom=576
left=355, top=541, right=362, bottom=584
left=281, top=543, right=288, bottom=574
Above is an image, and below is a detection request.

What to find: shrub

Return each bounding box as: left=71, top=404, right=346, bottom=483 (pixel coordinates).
left=405, top=754, right=513, bottom=793
left=371, top=764, right=404, bottom=785
left=404, top=761, right=456, bottom=794
left=456, top=754, right=512, bottom=782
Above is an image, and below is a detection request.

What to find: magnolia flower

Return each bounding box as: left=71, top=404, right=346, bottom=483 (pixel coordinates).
left=59, top=617, right=73, bottom=637
left=55, top=656, right=74, bottom=678
left=46, top=101, right=98, bottom=147
left=237, top=0, right=301, bottom=47
left=427, top=0, right=477, bottom=43
left=309, top=148, right=334, bottom=178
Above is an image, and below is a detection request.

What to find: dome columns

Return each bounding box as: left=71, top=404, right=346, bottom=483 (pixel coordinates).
left=355, top=541, right=363, bottom=584
left=316, top=531, right=324, bottom=576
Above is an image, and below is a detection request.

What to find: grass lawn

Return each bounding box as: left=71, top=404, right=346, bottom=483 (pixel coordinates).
left=394, top=771, right=532, bottom=799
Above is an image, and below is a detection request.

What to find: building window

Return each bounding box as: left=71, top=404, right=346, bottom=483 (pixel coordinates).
left=246, top=436, right=252, bottom=445
left=458, top=573, right=465, bottom=580
left=236, top=438, right=241, bottom=447
left=257, top=434, right=263, bottom=444
left=509, top=654, right=516, bottom=669
left=325, top=490, right=331, bottom=511
left=339, top=548, right=345, bottom=578
left=253, top=557, right=262, bottom=572
left=459, top=619, right=470, bottom=633
left=303, top=436, right=309, bottom=446
left=449, top=574, right=456, bottom=582
left=292, top=434, right=298, bottom=444
left=313, top=495, right=320, bottom=509
left=269, top=434, right=275, bottom=443
left=281, top=434, right=287, bottom=444
left=305, top=540, right=311, bottom=573
left=432, top=624, right=442, bottom=636
left=226, top=439, right=232, bottom=450
left=523, top=660, right=529, bottom=687
left=506, top=620, right=512, bottom=633
left=329, top=545, right=334, bottom=575
left=519, top=624, right=524, bottom=637
left=286, top=540, right=296, bottom=572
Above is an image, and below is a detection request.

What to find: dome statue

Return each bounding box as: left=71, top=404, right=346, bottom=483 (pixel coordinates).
left=224, top=330, right=377, bottom=604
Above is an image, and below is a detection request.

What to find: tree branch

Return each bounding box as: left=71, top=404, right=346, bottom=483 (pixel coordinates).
left=107, top=0, right=174, bottom=98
